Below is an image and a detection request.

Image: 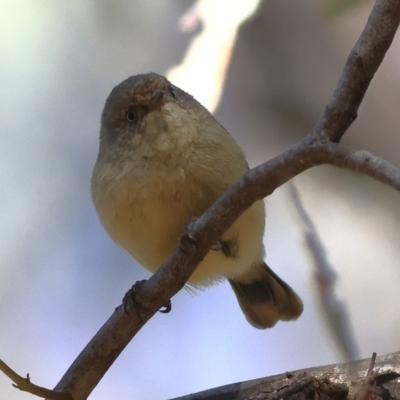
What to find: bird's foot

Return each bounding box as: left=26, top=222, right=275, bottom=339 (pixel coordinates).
left=159, top=299, right=172, bottom=313
left=123, top=280, right=172, bottom=317
left=123, top=280, right=147, bottom=316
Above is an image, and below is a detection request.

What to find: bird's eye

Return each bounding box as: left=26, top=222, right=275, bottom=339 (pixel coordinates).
left=169, top=86, right=176, bottom=99
left=125, top=111, right=137, bottom=122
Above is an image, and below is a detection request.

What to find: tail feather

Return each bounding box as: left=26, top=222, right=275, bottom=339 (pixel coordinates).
left=229, top=262, right=303, bottom=329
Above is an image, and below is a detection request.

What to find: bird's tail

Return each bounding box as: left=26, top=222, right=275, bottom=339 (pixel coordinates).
left=229, top=262, right=303, bottom=329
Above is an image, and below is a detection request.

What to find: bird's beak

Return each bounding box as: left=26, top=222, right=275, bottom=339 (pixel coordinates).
left=148, top=90, right=164, bottom=113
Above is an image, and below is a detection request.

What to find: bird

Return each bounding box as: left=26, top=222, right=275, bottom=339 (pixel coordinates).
left=91, top=72, right=303, bottom=329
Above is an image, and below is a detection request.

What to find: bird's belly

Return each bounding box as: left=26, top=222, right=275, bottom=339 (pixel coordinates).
left=101, top=196, right=266, bottom=286
left=104, top=199, right=184, bottom=272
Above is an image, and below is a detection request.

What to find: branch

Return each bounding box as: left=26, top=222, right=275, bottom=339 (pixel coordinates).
left=169, top=351, right=400, bottom=400
left=323, top=144, right=400, bottom=190
left=310, top=0, right=400, bottom=142
left=40, top=1, right=400, bottom=399
left=0, top=360, right=72, bottom=400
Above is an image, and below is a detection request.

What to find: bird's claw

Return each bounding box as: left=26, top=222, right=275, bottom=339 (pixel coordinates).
left=211, top=240, right=222, bottom=251
left=159, top=299, right=172, bottom=313
left=123, top=280, right=173, bottom=316
left=123, top=280, right=147, bottom=315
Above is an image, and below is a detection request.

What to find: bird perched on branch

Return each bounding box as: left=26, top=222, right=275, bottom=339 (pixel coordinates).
left=91, top=73, right=303, bottom=329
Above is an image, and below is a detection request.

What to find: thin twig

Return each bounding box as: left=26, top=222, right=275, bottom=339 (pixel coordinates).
left=352, top=352, right=379, bottom=400
left=0, top=359, right=72, bottom=400
left=366, top=352, right=377, bottom=382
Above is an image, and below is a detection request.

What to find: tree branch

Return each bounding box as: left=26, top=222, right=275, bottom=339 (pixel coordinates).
left=310, top=0, right=400, bottom=142
left=0, top=360, right=72, bottom=400
left=169, top=351, right=400, bottom=400
left=39, top=1, right=400, bottom=399
left=323, top=144, right=400, bottom=190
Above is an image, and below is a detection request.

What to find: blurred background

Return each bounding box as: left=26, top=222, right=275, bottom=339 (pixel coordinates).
left=1, top=1, right=400, bottom=399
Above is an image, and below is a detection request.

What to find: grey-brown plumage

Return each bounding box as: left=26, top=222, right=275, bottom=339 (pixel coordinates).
left=91, top=73, right=303, bottom=328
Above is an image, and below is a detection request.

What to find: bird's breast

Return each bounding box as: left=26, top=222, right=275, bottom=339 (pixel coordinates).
left=91, top=159, right=196, bottom=271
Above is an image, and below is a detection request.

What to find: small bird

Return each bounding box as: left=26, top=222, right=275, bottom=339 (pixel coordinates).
left=91, top=73, right=303, bottom=329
